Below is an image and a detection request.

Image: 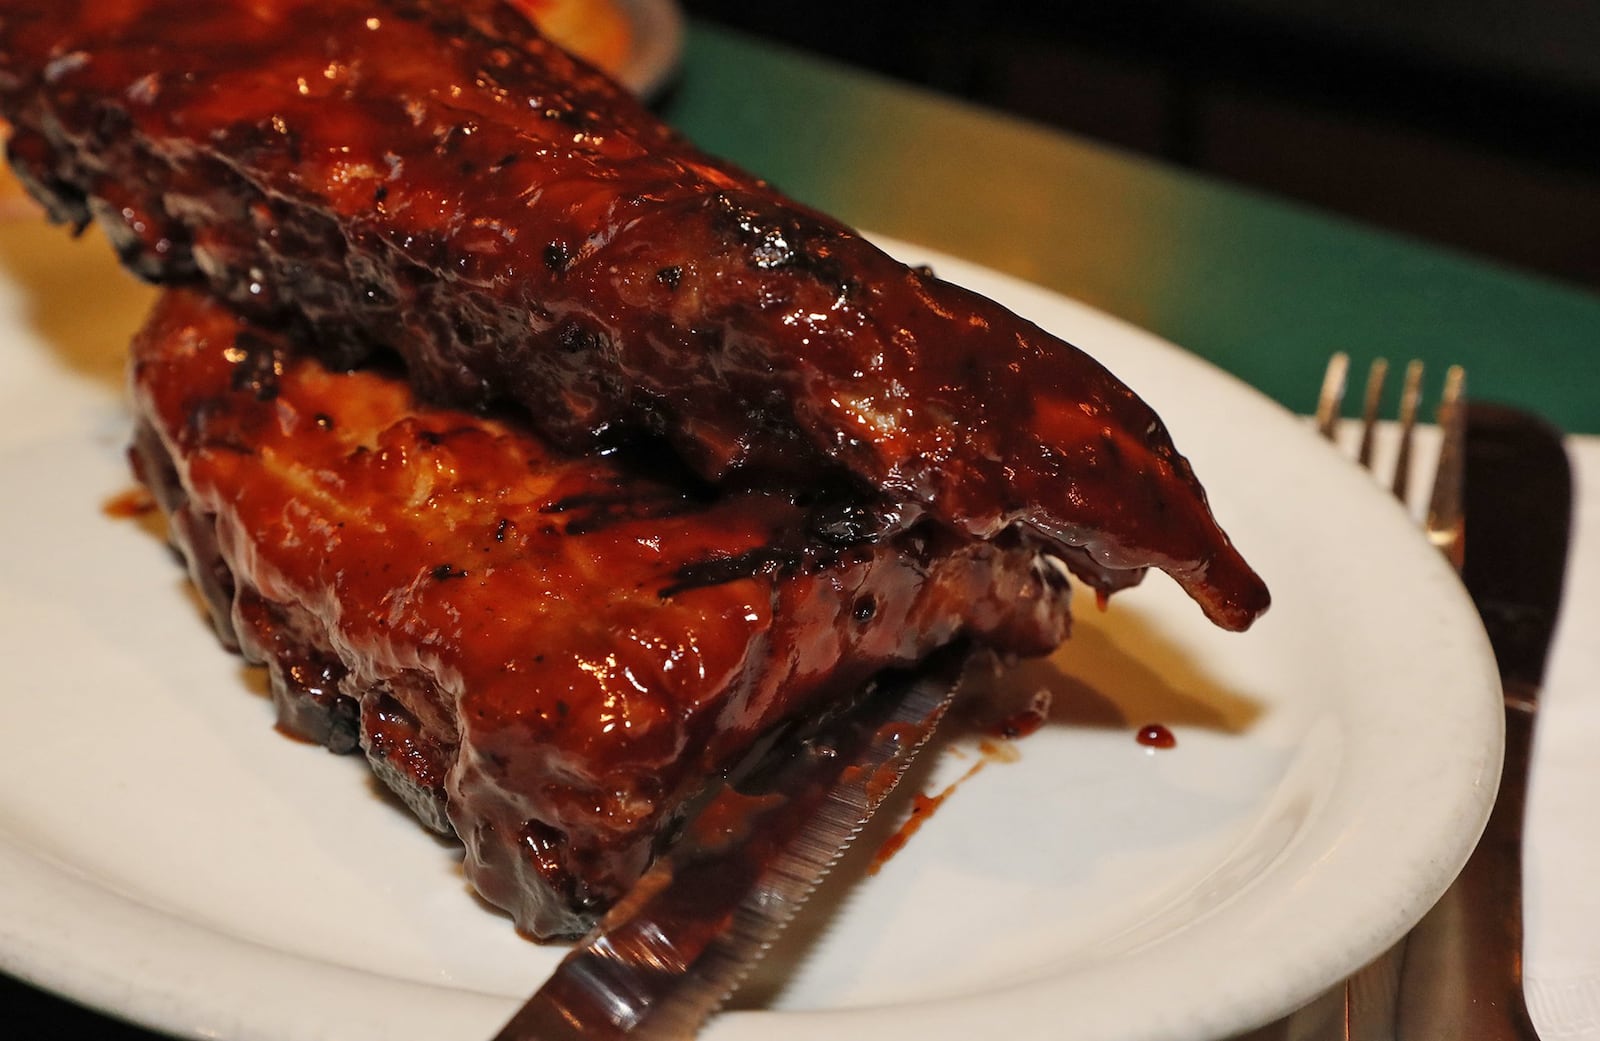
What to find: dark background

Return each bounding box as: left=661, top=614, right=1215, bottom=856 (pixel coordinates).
left=680, top=0, right=1600, bottom=292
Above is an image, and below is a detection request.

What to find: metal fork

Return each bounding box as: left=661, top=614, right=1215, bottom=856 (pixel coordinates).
left=1311, top=352, right=1467, bottom=1041
left=1314, top=351, right=1467, bottom=567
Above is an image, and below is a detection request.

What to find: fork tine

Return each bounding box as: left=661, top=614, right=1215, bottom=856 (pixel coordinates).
left=1315, top=352, right=1350, bottom=440
left=1356, top=358, right=1389, bottom=469
left=1316, top=353, right=1465, bottom=571
left=1390, top=360, right=1425, bottom=500
left=1426, top=365, right=1467, bottom=568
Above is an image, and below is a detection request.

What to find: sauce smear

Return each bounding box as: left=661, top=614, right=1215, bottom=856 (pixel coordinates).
left=868, top=764, right=983, bottom=876
left=103, top=486, right=156, bottom=518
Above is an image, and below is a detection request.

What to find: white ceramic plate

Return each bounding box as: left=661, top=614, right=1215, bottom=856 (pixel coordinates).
left=0, top=219, right=1502, bottom=1041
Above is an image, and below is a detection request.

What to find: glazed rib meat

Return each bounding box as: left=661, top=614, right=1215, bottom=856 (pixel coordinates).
left=0, top=0, right=1269, bottom=630
left=129, top=289, right=1071, bottom=939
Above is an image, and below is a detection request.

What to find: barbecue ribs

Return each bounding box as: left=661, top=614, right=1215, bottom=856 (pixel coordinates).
left=0, top=0, right=1269, bottom=629
left=129, top=289, right=1072, bottom=939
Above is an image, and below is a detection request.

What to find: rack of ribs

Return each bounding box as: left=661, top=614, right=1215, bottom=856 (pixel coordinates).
left=129, top=289, right=1073, bottom=939
left=0, top=0, right=1268, bottom=630
left=1, top=0, right=1272, bottom=941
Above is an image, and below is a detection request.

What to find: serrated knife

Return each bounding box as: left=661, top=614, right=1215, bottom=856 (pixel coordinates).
left=489, top=644, right=973, bottom=1041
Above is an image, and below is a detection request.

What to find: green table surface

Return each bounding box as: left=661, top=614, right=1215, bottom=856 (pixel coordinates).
left=7, top=16, right=1599, bottom=1041
left=666, top=23, right=1600, bottom=436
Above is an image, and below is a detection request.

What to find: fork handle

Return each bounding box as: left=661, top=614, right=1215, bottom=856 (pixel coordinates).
left=1395, top=693, right=1541, bottom=1040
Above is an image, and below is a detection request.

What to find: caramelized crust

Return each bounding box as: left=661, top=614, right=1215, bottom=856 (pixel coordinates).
left=0, top=0, right=1268, bottom=630
left=128, top=289, right=1071, bottom=939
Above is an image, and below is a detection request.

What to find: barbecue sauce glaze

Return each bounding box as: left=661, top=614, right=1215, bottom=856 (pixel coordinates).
left=128, top=289, right=1072, bottom=938
left=0, top=0, right=1269, bottom=629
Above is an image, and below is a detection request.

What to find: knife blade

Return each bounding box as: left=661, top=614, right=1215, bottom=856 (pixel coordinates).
left=1395, top=401, right=1573, bottom=1040
left=491, top=643, right=974, bottom=1041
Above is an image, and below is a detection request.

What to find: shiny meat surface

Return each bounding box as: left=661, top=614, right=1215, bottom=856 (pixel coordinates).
left=0, top=0, right=1269, bottom=630
left=128, top=289, right=1072, bottom=939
